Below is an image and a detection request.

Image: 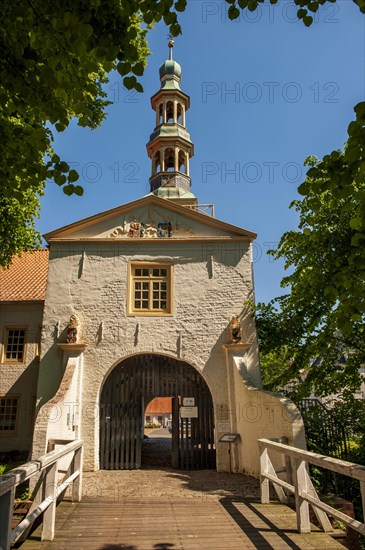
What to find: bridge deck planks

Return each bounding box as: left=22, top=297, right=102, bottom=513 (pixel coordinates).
left=21, top=498, right=345, bottom=550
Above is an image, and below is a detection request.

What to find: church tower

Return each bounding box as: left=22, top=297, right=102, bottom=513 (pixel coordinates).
left=146, top=40, right=197, bottom=208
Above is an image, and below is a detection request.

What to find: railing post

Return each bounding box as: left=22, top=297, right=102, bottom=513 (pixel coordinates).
left=295, top=459, right=311, bottom=534
left=0, top=486, right=15, bottom=550
left=41, top=462, right=57, bottom=541
left=260, top=445, right=270, bottom=504
left=72, top=446, right=83, bottom=502
left=361, top=481, right=365, bottom=523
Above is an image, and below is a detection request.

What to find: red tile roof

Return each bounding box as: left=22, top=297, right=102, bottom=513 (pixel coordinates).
left=146, top=397, right=172, bottom=414
left=0, top=250, right=49, bottom=302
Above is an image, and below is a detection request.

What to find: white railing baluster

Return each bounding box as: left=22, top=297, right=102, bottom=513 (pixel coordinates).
left=258, top=437, right=365, bottom=537
left=295, top=459, right=310, bottom=534
left=41, top=461, right=57, bottom=541
left=72, top=446, right=83, bottom=502
left=304, top=468, right=333, bottom=532
left=260, top=447, right=270, bottom=504
left=0, top=439, right=83, bottom=550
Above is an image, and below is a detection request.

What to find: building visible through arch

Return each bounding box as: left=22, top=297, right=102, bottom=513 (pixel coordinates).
left=0, top=41, right=306, bottom=474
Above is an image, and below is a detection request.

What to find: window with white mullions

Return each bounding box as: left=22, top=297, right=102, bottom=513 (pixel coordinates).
left=130, top=264, right=172, bottom=315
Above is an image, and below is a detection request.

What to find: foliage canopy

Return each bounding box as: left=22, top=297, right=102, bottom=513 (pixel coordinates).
left=0, top=0, right=186, bottom=266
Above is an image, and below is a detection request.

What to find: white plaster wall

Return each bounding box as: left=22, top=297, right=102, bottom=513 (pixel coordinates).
left=33, top=239, right=261, bottom=471
left=231, top=355, right=306, bottom=476
left=0, top=302, right=43, bottom=453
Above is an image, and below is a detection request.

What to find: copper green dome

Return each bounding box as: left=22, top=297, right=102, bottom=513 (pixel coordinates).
left=159, top=59, right=182, bottom=80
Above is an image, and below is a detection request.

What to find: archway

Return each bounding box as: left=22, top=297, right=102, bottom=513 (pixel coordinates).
left=99, top=354, right=216, bottom=470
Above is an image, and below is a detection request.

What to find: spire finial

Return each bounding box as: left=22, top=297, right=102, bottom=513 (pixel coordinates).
left=168, top=35, right=174, bottom=60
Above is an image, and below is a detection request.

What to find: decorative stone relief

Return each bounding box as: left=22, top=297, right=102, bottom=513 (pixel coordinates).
left=228, top=315, right=242, bottom=344
left=109, top=217, right=193, bottom=238
left=67, top=315, right=80, bottom=343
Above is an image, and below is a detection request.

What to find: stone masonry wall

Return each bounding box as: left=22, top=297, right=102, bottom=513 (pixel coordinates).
left=0, top=302, right=43, bottom=453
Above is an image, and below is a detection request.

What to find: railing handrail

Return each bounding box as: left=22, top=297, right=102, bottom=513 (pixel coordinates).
left=258, top=437, right=365, bottom=537
left=0, top=440, right=83, bottom=497
left=0, top=439, right=83, bottom=550
left=258, top=438, right=365, bottom=481
left=185, top=204, right=215, bottom=217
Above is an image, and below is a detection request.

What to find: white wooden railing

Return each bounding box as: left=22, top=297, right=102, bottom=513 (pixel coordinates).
left=0, top=439, right=83, bottom=550
left=258, top=438, right=365, bottom=536
left=185, top=204, right=215, bottom=217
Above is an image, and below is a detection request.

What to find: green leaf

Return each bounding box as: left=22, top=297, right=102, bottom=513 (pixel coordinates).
left=59, top=161, right=69, bottom=173
left=117, top=62, right=131, bottom=76
left=80, top=24, right=93, bottom=39
left=55, top=122, right=66, bottom=132
left=298, top=182, right=310, bottom=195
left=175, top=0, right=187, bottom=12
left=228, top=5, right=240, bottom=19
left=308, top=2, right=319, bottom=12
left=132, top=62, right=144, bottom=76
left=143, top=11, right=154, bottom=24
left=54, top=174, right=67, bottom=186
left=349, top=217, right=363, bottom=230
left=74, top=185, right=84, bottom=196
left=169, top=22, right=181, bottom=36
left=248, top=0, right=258, bottom=11
left=68, top=169, right=79, bottom=183
left=123, top=75, right=137, bottom=90
left=354, top=101, right=365, bottom=119
left=351, top=233, right=365, bottom=247
left=63, top=184, right=75, bottom=196
left=324, top=286, right=338, bottom=299
left=303, top=15, right=313, bottom=26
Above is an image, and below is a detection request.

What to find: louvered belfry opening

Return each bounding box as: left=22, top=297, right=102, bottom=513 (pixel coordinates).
left=99, top=354, right=216, bottom=470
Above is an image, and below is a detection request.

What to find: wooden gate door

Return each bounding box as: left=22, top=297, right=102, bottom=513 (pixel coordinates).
left=100, top=354, right=216, bottom=470
left=100, top=365, right=142, bottom=469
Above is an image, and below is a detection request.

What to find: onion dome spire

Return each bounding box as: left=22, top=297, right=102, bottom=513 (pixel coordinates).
left=146, top=41, right=195, bottom=203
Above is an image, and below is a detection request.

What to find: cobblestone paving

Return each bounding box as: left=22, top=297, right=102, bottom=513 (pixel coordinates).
left=141, top=436, right=172, bottom=468
left=82, top=467, right=262, bottom=502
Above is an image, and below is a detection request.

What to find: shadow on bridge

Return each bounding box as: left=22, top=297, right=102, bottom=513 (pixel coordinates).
left=221, top=498, right=303, bottom=550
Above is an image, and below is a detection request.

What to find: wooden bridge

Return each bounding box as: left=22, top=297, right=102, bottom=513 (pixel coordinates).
left=1, top=439, right=364, bottom=550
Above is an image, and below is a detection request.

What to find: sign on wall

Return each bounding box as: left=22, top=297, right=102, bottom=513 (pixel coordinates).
left=183, top=397, right=195, bottom=406
left=180, top=406, right=198, bottom=418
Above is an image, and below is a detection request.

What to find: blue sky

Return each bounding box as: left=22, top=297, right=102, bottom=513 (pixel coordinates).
left=38, top=1, right=365, bottom=304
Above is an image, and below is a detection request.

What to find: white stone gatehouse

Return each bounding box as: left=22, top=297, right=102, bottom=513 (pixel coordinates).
left=15, top=44, right=306, bottom=475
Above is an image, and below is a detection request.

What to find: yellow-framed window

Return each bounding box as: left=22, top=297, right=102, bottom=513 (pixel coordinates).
left=3, top=327, right=26, bottom=363
left=129, top=264, right=172, bottom=315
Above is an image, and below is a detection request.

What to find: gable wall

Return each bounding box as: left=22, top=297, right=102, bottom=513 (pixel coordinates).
left=34, top=239, right=260, bottom=469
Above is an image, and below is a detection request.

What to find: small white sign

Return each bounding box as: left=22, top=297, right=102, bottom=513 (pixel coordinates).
left=183, top=397, right=195, bottom=406
left=180, top=406, right=198, bottom=418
